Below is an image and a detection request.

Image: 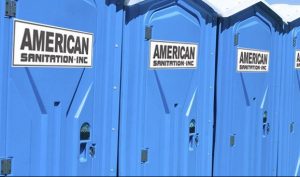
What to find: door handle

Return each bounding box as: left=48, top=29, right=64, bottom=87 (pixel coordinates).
left=89, top=144, right=96, bottom=158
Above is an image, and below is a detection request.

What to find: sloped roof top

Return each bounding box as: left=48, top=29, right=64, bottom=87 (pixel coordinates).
left=271, top=4, right=300, bottom=23
left=125, top=0, right=284, bottom=22
left=202, top=0, right=271, bottom=17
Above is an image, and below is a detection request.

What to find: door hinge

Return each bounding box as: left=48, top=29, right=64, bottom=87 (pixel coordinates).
left=1, top=159, right=12, bottom=176
left=234, top=33, right=239, bottom=46
left=141, top=149, right=148, bottom=164
left=5, top=0, right=16, bottom=17
left=145, top=26, right=152, bottom=41
left=293, top=37, right=297, bottom=47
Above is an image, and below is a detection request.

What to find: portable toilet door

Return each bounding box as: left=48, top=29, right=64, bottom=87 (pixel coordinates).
left=279, top=18, right=300, bottom=177
left=272, top=4, right=300, bottom=175
left=0, top=0, right=122, bottom=176
left=119, top=0, right=217, bottom=176
left=213, top=1, right=284, bottom=176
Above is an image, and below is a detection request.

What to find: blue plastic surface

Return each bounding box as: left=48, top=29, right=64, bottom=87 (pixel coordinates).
left=119, top=0, right=217, bottom=175
left=277, top=20, right=300, bottom=176
left=0, top=0, right=123, bottom=175
left=214, top=3, right=283, bottom=176
left=2, top=0, right=298, bottom=176
left=0, top=0, right=7, bottom=165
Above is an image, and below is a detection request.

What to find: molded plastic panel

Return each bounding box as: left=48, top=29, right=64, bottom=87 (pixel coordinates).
left=0, top=0, right=123, bottom=176
left=277, top=24, right=300, bottom=176
left=214, top=7, right=282, bottom=176
left=119, top=0, right=217, bottom=176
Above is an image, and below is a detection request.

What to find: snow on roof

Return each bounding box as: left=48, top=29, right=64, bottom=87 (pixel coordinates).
left=125, top=0, right=284, bottom=22
left=202, top=0, right=270, bottom=17
left=271, top=4, right=300, bottom=23
left=124, top=0, right=144, bottom=6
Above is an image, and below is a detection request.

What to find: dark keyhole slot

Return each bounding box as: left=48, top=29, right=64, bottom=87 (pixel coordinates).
left=253, top=97, right=256, bottom=101
left=290, top=122, right=295, bottom=133
left=174, top=103, right=178, bottom=108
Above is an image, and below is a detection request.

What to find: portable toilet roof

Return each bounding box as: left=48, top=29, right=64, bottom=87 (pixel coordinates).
left=125, top=0, right=284, bottom=23
left=271, top=4, right=300, bottom=23
left=203, top=0, right=270, bottom=17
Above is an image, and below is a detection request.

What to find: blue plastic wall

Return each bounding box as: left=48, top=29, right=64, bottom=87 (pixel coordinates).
left=2, top=0, right=298, bottom=176
left=214, top=3, right=283, bottom=176
left=277, top=20, right=300, bottom=176
left=0, top=0, right=123, bottom=176
left=119, top=0, right=217, bottom=176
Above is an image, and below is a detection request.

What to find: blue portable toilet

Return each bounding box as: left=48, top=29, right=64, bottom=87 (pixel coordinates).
left=119, top=0, right=217, bottom=176
left=210, top=0, right=284, bottom=176
left=0, top=0, right=122, bottom=175
left=272, top=4, right=300, bottom=176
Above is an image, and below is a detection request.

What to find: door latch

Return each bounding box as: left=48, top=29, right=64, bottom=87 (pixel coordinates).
left=189, top=119, right=199, bottom=151
left=263, top=111, right=270, bottom=137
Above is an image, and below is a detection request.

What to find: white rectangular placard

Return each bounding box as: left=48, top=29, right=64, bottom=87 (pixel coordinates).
left=237, top=48, right=270, bottom=72
left=13, top=19, right=93, bottom=67
left=149, top=40, right=198, bottom=69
